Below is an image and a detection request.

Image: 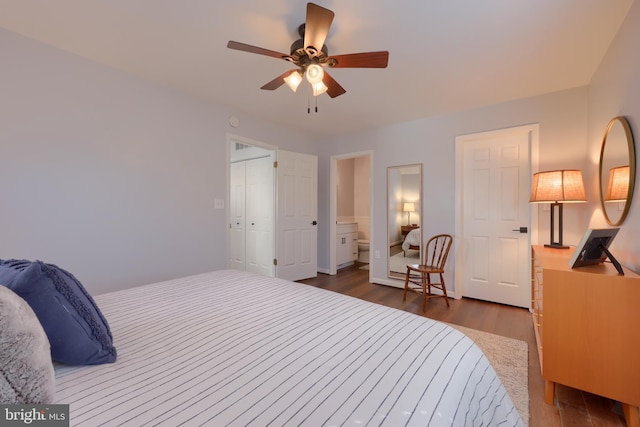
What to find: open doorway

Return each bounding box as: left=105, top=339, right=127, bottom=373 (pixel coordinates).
left=330, top=151, right=373, bottom=277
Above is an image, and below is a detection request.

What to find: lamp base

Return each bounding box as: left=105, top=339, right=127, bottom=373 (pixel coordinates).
left=544, top=243, right=570, bottom=249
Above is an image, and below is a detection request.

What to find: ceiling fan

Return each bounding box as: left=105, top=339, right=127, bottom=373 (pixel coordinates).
left=227, top=2, right=389, bottom=99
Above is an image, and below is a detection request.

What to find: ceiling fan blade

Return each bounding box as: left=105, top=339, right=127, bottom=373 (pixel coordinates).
left=227, top=41, right=289, bottom=60
left=304, top=3, right=334, bottom=57
left=260, top=70, right=297, bottom=91
left=322, top=71, right=346, bottom=98
left=327, top=51, right=389, bottom=68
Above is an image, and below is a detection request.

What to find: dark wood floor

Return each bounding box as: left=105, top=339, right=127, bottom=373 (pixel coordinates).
left=298, top=263, right=627, bottom=427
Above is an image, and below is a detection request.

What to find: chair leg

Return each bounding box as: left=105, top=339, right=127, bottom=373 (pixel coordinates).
left=403, top=268, right=410, bottom=302
left=440, top=273, right=450, bottom=307
left=421, top=273, right=427, bottom=312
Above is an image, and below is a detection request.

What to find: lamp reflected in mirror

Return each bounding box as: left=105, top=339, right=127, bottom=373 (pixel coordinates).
left=403, top=202, right=415, bottom=225
left=605, top=165, right=630, bottom=202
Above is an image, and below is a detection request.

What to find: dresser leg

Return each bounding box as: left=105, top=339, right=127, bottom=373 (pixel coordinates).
left=623, top=403, right=639, bottom=427
left=544, top=380, right=555, bottom=405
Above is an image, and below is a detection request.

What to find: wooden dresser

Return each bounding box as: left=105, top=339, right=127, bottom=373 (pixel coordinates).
left=531, top=245, right=640, bottom=427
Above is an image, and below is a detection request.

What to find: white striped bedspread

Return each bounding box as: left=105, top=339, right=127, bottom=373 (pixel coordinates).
left=54, top=270, right=523, bottom=426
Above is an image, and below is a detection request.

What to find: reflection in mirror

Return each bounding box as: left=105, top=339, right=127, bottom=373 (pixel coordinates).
left=599, top=116, right=636, bottom=226
left=387, top=164, right=422, bottom=279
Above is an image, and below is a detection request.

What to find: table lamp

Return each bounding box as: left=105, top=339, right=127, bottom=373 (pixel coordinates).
left=529, top=169, right=586, bottom=249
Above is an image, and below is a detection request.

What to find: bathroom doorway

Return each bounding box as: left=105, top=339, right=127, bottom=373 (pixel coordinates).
left=330, top=151, right=373, bottom=277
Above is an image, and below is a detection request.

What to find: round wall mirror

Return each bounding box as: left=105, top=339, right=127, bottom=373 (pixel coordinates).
left=599, top=116, right=636, bottom=226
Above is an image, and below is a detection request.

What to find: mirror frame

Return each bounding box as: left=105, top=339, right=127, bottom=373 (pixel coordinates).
left=599, top=116, right=636, bottom=226
left=387, top=164, right=422, bottom=279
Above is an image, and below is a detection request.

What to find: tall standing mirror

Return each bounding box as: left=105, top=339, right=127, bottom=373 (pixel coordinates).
left=387, top=164, right=422, bottom=279
left=599, top=116, right=636, bottom=226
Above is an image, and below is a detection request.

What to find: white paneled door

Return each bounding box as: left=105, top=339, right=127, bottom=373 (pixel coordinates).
left=229, top=161, right=246, bottom=271
left=245, top=156, right=274, bottom=276
left=229, top=155, right=275, bottom=277
left=276, top=150, right=318, bottom=281
left=456, top=125, right=535, bottom=308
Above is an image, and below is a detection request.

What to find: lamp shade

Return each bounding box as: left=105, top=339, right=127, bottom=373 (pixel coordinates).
left=283, top=70, right=303, bottom=92
left=311, top=81, right=328, bottom=97
left=305, top=64, right=324, bottom=84
left=403, top=202, right=415, bottom=212
left=605, top=165, right=630, bottom=202
left=529, top=170, right=586, bottom=203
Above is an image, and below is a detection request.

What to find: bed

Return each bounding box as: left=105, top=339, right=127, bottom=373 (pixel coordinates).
left=402, top=227, right=421, bottom=255
left=51, top=269, right=523, bottom=426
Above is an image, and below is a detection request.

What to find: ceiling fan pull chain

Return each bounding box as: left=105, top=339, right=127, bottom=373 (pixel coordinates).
left=308, top=91, right=311, bottom=114
left=315, top=95, right=318, bottom=113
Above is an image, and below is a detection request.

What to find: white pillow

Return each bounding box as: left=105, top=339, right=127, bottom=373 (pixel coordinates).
left=0, top=285, right=55, bottom=404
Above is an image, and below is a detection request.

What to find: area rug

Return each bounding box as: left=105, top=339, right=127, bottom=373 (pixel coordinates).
left=388, top=251, right=419, bottom=274
left=449, top=323, right=529, bottom=425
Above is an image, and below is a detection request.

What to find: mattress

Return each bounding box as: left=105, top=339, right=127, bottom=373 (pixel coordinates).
left=54, top=269, right=523, bottom=426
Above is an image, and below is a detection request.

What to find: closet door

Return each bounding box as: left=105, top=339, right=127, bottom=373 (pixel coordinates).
left=245, top=156, right=274, bottom=276
left=229, top=161, right=246, bottom=270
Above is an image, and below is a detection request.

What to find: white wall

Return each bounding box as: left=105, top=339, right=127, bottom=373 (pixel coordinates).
left=0, top=29, right=317, bottom=294
left=316, top=87, right=590, bottom=289
left=354, top=156, right=371, bottom=219
left=4, top=0, right=639, bottom=296
left=587, top=0, right=640, bottom=272
left=336, top=158, right=355, bottom=218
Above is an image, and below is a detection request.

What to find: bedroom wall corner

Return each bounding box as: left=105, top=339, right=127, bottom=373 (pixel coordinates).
left=587, top=0, right=640, bottom=273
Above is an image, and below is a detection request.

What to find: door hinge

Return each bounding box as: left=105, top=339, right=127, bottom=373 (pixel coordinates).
left=273, top=161, right=278, bottom=168
left=273, top=258, right=278, bottom=266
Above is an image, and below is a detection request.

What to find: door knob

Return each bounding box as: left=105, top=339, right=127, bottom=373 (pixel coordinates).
left=512, top=227, right=528, bottom=233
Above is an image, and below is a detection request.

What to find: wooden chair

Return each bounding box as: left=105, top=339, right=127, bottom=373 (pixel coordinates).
left=403, top=234, right=453, bottom=312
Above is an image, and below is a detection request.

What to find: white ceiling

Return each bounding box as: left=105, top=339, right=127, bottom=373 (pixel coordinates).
left=0, top=0, right=634, bottom=138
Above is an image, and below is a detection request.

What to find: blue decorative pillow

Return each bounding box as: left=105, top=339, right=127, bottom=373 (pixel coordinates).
left=0, top=259, right=116, bottom=365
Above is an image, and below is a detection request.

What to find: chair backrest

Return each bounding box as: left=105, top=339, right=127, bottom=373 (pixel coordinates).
left=423, top=234, right=453, bottom=271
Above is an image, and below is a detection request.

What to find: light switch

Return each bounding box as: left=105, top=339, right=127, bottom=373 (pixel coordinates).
left=214, top=199, right=225, bottom=210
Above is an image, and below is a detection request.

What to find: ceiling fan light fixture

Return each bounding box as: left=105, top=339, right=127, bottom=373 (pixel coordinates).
left=284, top=70, right=303, bottom=92
left=305, top=64, right=324, bottom=84
left=311, top=81, right=328, bottom=97
left=227, top=3, right=390, bottom=100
